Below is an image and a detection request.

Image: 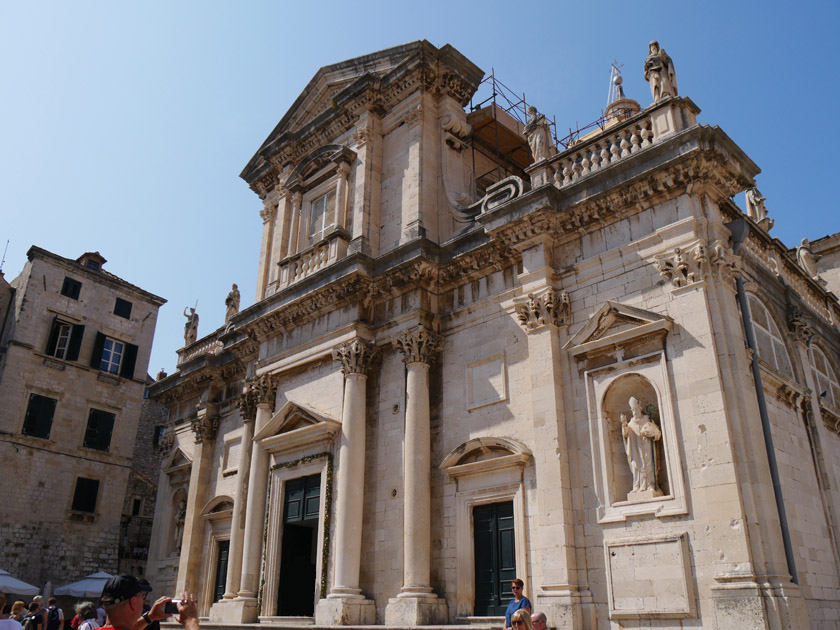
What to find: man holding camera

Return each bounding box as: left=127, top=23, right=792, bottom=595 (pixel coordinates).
left=98, top=575, right=198, bottom=630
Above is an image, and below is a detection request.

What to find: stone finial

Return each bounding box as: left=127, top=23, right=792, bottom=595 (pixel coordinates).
left=332, top=338, right=379, bottom=376
left=643, top=40, right=678, bottom=102
left=745, top=187, right=774, bottom=232
left=394, top=326, right=443, bottom=365
left=515, top=290, right=570, bottom=330
left=523, top=106, right=555, bottom=163
left=225, top=283, right=241, bottom=323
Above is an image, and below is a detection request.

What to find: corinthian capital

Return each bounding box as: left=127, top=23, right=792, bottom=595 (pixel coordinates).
left=332, top=338, right=379, bottom=376
left=394, top=326, right=443, bottom=365
left=515, top=290, right=570, bottom=331
left=191, top=414, right=219, bottom=444
left=250, top=373, right=277, bottom=406
left=236, top=388, right=258, bottom=421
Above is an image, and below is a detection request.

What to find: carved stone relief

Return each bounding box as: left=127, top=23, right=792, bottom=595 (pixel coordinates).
left=394, top=326, right=442, bottom=365
left=332, top=338, right=379, bottom=376
left=514, top=290, right=570, bottom=331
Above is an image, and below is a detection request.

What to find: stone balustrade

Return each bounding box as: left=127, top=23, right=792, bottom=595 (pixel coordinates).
left=527, top=97, right=698, bottom=189
left=177, top=335, right=224, bottom=366
left=276, top=230, right=350, bottom=290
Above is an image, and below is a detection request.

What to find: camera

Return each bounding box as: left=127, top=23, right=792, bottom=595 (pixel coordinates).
left=164, top=601, right=182, bottom=615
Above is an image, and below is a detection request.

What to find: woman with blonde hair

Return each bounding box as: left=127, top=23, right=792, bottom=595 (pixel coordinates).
left=10, top=603, right=25, bottom=623
left=510, top=609, right=533, bottom=630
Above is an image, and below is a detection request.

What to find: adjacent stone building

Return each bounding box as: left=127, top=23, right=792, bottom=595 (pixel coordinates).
left=146, top=41, right=840, bottom=628
left=0, top=247, right=165, bottom=589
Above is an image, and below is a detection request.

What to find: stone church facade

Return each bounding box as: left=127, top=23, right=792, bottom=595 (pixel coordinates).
left=146, top=41, right=840, bottom=628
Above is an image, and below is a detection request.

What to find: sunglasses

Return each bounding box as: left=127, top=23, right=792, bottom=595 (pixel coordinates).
left=512, top=621, right=526, bottom=627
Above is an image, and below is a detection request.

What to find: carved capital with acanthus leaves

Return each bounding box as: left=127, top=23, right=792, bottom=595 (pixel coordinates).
left=237, top=388, right=258, bottom=421
left=515, top=290, right=570, bottom=331
left=786, top=300, right=814, bottom=347
left=394, top=326, right=442, bottom=366
left=249, top=373, right=277, bottom=406
left=191, top=414, right=219, bottom=444
left=333, top=338, right=379, bottom=376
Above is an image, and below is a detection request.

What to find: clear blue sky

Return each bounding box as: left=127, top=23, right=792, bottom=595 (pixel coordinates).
left=2, top=1, right=838, bottom=375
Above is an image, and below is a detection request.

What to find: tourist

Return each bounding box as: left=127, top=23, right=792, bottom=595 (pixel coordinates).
left=45, top=598, right=63, bottom=630
left=75, top=603, right=99, bottom=630
left=531, top=610, right=548, bottom=630
left=97, top=574, right=198, bottom=630
left=10, top=603, right=25, bottom=623
left=510, top=609, right=533, bottom=630
left=504, top=579, right=532, bottom=630
left=0, top=592, right=23, bottom=630
left=22, top=602, right=43, bottom=630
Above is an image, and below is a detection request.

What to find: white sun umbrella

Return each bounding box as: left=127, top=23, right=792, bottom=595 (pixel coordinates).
left=54, top=571, right=114, bottom=598
left=0, top=569, right=39, bottom=597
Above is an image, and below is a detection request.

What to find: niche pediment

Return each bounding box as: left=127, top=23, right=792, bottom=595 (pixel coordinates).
left=440, top=437, right=531, bottom=479
left=201, top=495, right=234, bottom=520
left=255, top=399, right=340, bottom=455
left=565, top=301, right=673, bottom=359
left=163, top=447, right=192, bottom=474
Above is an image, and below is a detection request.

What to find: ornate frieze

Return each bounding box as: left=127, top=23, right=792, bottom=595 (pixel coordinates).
left=332, top=338, right=379, bottom=376
left=394, top=326, right=443, bottom=365
left=515, top=290, right=570, bottom=331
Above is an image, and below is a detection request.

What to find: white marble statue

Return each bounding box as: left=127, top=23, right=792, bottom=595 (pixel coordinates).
left=524, top=106, right=554, bottom=163
left=183, top=306, right=199, bottom=346
left=643, top=40, right=678, bottom=102
left=797, top=238, right=822, bottom=280
left=225, top=283, right=240, bottom=323
left=620, top=396, right=662, bottom=496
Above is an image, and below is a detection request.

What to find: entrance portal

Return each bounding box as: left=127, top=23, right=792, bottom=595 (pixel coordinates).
left=277, top=473, right=321, bottom=616
left=212, top=540, right=229, bottom=603
left=473, top=501, right=516, bottom=616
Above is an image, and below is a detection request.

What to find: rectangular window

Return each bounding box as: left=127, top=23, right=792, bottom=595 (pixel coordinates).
left=45, top=319, right=85, bottom=361
left=132, top=498, right=142, bottom=516
left=71, top=477, right=100, bottom=513
left=61, top=277, right=82, bottom=300
left=22, top=393, right=57, bottom=439
left=309, top=189, right=336, bottom=244
left=100, top=337, right=124, bottom=374
left=114, top=298, right=132, bottom=319
left=84, top=408, right=115, bottom=451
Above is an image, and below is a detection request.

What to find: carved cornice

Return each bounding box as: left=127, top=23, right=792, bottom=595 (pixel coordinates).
left=332, top=338, right=379, bottom=376
left=515, top=290, right=570, bottom=331
left=151, top=362, right=245, bottom=408
left=438, top=240, right=519, bottom=288
left=394, top=326, right=443, bottom=365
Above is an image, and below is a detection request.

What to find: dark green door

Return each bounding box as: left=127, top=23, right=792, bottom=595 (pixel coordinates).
left=277, top=474, right=321, bottom=616
left=212, top=540, right=230, bottom=603
left=473, top=501, right=516, bottom=616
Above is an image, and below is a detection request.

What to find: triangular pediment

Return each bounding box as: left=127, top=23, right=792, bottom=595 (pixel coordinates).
left=564, top=301, right=672, bottom=356
left=163, top=447, right=192, bottom=473
left=255, top=399, right=340, bottom=455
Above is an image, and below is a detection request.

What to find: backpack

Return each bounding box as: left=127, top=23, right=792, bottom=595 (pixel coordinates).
left=47, top=608, right=61, bottom=630
left=22, top=614, right=38, bottom=630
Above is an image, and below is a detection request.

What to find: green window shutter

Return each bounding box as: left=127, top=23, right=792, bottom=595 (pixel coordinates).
left=84, top=409, right=115, bottom=451
left=67, top=324, right=85, bottom=361
left=90, top=332, right=106, bottom=368
left=22, top=394, right=57, bottom=439
left=45, top=317, right=60, bottom=355
left=120, top=343, right=138, bottom=379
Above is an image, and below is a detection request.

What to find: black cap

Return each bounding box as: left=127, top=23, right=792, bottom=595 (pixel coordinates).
left=100, top=574, right=152, bottom=606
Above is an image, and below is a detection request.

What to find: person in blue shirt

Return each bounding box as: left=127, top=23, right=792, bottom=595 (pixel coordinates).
left=504, top=579, right=531, bottom=630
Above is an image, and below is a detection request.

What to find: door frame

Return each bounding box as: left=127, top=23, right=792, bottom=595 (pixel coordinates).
left=261, top=458, right=328, bottom=617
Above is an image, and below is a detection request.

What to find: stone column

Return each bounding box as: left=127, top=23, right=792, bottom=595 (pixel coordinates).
left=209, top=388, right=257, bottom=623
left=288, top=192, right=302, bottom=255
left=175, top=400, right=219, bottom=593
left=231, top=374, right=275, bottom=622
left=315, top=339, right=378, bottom=625
left=385, top=326, right=448, bottom=626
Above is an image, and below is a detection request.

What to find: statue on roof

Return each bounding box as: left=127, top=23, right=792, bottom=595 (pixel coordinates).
left=797, top=238, right=823, bottom=282
left=643, top=40, right=678, bottom=102
left=524, top=106, right=555, bottom=163
left=225, top=283, right=240, bottom=323
left=183, top=306, right=199, bottom=346
left=745, top=187, right=774, bottom=231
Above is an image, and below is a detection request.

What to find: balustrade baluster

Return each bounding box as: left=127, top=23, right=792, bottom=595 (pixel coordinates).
left=630, top=126, right=641, bottom=153
left=620, top=130, right=631, bottom=159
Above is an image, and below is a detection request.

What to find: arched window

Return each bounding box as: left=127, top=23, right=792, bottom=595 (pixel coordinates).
left=809, top=346, right=840, bottom=410
left=747, top=294, right=793, bottom=378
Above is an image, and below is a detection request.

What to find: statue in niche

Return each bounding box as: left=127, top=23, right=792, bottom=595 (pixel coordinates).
left=524, top=106, right=554, bottom=163
left=797, top=238, right=823, bottom=282
left=183, top=306, right=199, bottom=346
left=643, top=40, right=678, bottom=102
left=620, top=396, right=663, bottom=498
left=174, top=498, right=187, bottom=552
left=224, top=283, right=240, bottom=323
left=745, top=187, right=774, bottom=231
